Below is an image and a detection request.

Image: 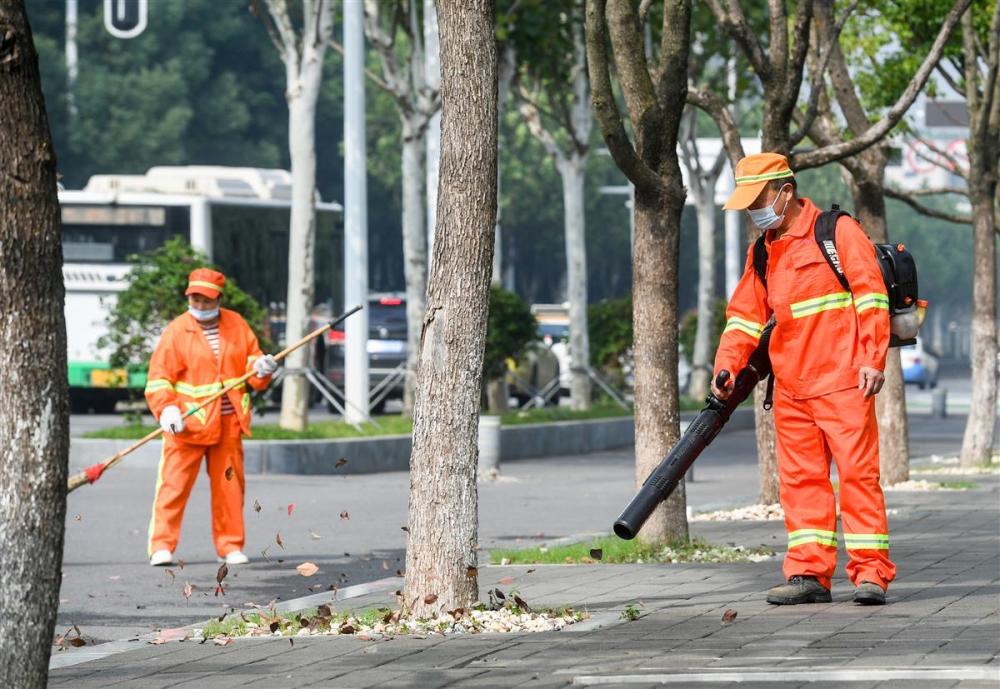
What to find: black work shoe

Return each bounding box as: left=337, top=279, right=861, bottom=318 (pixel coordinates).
left=766, top=575, right=832, bottom=605
left=853, top=581, right=886, bottom=605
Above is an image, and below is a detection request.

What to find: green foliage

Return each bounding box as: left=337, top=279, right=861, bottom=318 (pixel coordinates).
left=489, top=535, right=776, bottom=565
left=484, top=286, right=539, bottom=380
left=679, top=299, right=728, bottom=366
left=587, top=297, right=632, bottom=370
left=620, top=602, right=643, bottom=622
left=99, top=238, right=270, bottom=370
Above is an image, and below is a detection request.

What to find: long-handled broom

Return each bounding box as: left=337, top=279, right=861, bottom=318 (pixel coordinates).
left=66, top=304, right=363, bottom=494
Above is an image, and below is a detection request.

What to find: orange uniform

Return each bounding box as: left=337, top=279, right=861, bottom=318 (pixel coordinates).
left=144, top=308, right=271, bottom=557
left=714, top=196, right=896, bottom=590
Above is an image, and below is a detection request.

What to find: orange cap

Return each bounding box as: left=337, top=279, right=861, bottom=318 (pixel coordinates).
left=723, top=152, right=795, bottom=210
left=185, top=268, right=225, bottom=298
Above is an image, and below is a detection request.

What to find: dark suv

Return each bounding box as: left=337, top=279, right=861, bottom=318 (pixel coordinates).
left=320, top=294, right=408, bottom=413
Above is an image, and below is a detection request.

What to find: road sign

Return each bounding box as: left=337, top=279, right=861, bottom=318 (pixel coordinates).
left=103, top=0, right=147, bottom=39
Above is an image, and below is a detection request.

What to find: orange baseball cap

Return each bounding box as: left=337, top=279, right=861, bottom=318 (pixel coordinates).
left=185, top=268, right=225, bottom=298
left=723, top=152, right=795, bottom=210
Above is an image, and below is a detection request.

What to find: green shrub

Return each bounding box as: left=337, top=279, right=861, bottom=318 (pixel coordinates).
left=483, top=286, right=538, bottom=380
left=588, top=297, right=632, bottom=371
left=679, top=298, right=727, bottom=365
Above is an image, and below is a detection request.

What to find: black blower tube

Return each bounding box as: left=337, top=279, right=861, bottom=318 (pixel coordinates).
left=613, top=324, right=774, bottom=540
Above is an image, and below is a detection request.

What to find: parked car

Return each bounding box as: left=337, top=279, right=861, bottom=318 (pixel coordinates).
left=319, top=293, right=408, bottom=414
left=900, top=338, right=939, bottom=389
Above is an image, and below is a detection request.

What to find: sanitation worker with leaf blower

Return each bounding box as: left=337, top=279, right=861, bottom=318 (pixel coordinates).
left=144, top=268, right=277, bottom=567
left=713, top=153, right=894, bottom=606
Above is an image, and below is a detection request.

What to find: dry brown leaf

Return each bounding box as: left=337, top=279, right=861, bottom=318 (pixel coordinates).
left=589, top=548, right=604, bottom=561
left=68, top=637, right=86, bottom=647
left=275, top=532, right=284, bottom=549
left=214, top=637, right=232, bottom=646
left=423, top=593, right=438, bottom=605
left=466, top=566, right=478, bottom=578
left=253, top=499, right=262, bottom=513
left=381, top=560, right=389, bottom=570
left=400, top=525, right=409, bottom=532
left=216, top=564, right=229, bottom=585
left=339, top=510, right=349, bottom=520
left=182, top=582, right=194, bottom=599
left=225, top=466, right=234, bottom=481
left=722, top=609, right=738, bottom=624
left=335, top=457, right=348, bottom=468
left=296, top=562, right=319, bottom=577
left=177, top=559, right=185, bottom=570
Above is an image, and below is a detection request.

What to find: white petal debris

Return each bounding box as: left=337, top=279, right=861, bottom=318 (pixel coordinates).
left=911, top=453, right=1000, bottom=475
left=883, top=479, right=969, bottom=491
left=692, top=503, right=785, bottom=522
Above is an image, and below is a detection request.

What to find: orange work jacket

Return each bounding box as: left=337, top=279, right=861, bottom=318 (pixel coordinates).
left=714, top=197, right=890, bottom=400
left=145, top=308, right=271, bottom=445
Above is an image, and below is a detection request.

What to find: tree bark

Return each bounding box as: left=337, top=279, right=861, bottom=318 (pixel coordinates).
left=558, top=155, right=592, bottom=410
left=633, top=190, right=688, bottom=543
left=0, top=3, right=69, bottom=685
left=404, top=0, right=497, bottom=618
left=423, top=0, right=441, bottom=263
left=401, top=119, right=428, bottom=416
left=841, top=153, right=911, bottom=485
left=689, top=190, right=717, bottom=403
left=486, top=377, right=509, bottom=413
left=263, top=0, right=334, bottom=431
left=754, top=384, right=780, bottom=504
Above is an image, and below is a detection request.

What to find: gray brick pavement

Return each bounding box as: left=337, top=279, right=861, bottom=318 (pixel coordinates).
left=49, top=476, right=1000, bottom=688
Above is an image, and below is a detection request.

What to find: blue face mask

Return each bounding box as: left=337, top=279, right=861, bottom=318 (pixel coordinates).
left=188, top=305, right=220, bottom=321
left=747, top=184, right=791, bottom=230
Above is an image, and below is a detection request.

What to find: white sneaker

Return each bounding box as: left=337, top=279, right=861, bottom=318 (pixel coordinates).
left=149, top=549, right=173, bottom=566
left=218, top=550, right=249, bottom=565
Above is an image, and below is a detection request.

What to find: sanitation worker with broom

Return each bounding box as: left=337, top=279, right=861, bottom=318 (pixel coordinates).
left=143, top=268, right=277, bottom=567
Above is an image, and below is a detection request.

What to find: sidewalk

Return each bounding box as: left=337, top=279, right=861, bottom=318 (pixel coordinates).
left=49, top=474, right=999, bottom=688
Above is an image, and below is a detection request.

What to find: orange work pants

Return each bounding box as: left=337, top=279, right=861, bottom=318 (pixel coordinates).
left=148, top=413, right=246, bottom=558
left=773, top=385, right=896, bottom=590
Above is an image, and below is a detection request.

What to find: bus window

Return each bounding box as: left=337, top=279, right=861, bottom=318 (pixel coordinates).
left=60, top=205, right=190, bottom=263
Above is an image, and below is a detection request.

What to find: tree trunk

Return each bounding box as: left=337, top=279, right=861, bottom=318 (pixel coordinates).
left=278, top=27, right=327, bottom=431
left=960, top=183, right=998, bottom=467
left=0, top=3, right=69, bottom=685
left=423, top=0, right=441, bottom=263
left=493, top=43, right=516, bottom=287
left=404, top=0, right=497, bottom=619
left=633, top=189, right=688, bottom=543
left=558, top=155, right=592, bottom=410
left=843, top=159, right=911, bottom=484
left=689, top=197, right=716, bottom=402
left=754, top=384, right=780, bottom=504
left=486, top=377, right=509, bottom=413
left=401, top=118, right=428, bottom=416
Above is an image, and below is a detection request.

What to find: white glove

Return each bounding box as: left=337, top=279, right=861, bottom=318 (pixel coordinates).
left=159, top=405, right=184, bottom=435
left=253, top=354, right=278, bottom=378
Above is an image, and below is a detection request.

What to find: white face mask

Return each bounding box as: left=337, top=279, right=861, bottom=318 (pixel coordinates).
left=747, top=184, right=792, bottom=230
left=188, top=305, right=220, bottom=321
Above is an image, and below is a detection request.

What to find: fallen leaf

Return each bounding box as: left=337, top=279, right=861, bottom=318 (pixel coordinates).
left=287, top=503, right=296, bottom=516
left=261, top=547, right=272, bottom=563
left=722, top=609, right=738, bottom=624
left=309, top=531, right=322, bottom=540
left=339, top=623, right=355, bottom=635
left=289, top=638, right=294, bottom=646
left=498, top=576, right=515, bottom=586
left=276, top=532, right=284, bottom=549
left=74, top=514, right=81, bottom=521
left=253, top=500, right=262, bottom=513
left=466, top=566, right=478, bottom=578
left=526, top=568, right=536, bottom=574
left=423, top=593, right=438, bottom=605
left=316, top=604, right=332, bottom=618
left=177, top=559, right=185, bottom=570
left=589, top=548, right=604, bottom=561
left=339, top=510, right=349, bottom=520
left=395, top=569, right=404, bottom=577
left=335, top=457, right=348, bottom=468
left=216, top=564, right=229, bottom=585
left=218, top=611, right=227, bottom=622
left=493, top=588, right=506, bottom=601
left=164, top=569, right=175, bottom=582
left=269, top=621, right=281, bottom=633
left=225, top=466, right=234, bottom=481
left=513, top=595, right=531, bottom=611
left=214, top=637, right=232, bottom=646
left=297, top=562, right=319, bottom=577
left=68, top=637, right=86, bottom=647
left=182, top=582, right=194, bottom=599
left=400, top=526, right=409, bottom=532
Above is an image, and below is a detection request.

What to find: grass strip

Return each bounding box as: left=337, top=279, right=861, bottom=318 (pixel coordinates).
left=490, top=535, right=775, bottom=565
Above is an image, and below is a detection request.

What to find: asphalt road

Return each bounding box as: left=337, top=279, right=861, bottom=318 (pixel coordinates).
left=57, top=396, right=974, bottom=647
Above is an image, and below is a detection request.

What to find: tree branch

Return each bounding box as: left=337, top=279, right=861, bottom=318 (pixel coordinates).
left=250, top=0, right=289, bottom=55
left=585, top=0, right=661, bottom=193
left=705, top=0, right=769, bottom=80
left=781, top=0, right=814, bottom=127
left=638, top=0, right=654, bottom=26
left=791, top=0, right=972, bottom=170
left=686, top=86, right=745, bottom=169
left=884, top=187, right=972, bottom=225
left=330, top=40, right=391, bottom=92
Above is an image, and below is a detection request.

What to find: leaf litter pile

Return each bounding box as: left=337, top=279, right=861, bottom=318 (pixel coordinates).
left=198, top=589, right=586, bottom=643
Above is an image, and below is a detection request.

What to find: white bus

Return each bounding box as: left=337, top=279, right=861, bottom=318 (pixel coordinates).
left=60, top=166, right=343, bottom=412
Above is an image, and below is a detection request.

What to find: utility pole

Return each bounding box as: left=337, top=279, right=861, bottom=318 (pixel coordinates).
left=66, top=0, right=78, bottom=120
left=344, top=0, right=370, bottom=423
left=724, top=57, right=741, bottom=298
left=423, top=0, right=440, bottom=264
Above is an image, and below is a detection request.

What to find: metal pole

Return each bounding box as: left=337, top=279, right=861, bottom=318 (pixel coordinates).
left=724, top=57, right=741, bottom=298
left=344, top=0, right=370, bottom=423
left=423, top=0, right=440, bottom=266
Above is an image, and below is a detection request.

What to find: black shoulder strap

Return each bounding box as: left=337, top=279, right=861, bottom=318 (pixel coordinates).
left=814, top=204, right=851, bottom=292
left=752, top=235, right=769, bottom=289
